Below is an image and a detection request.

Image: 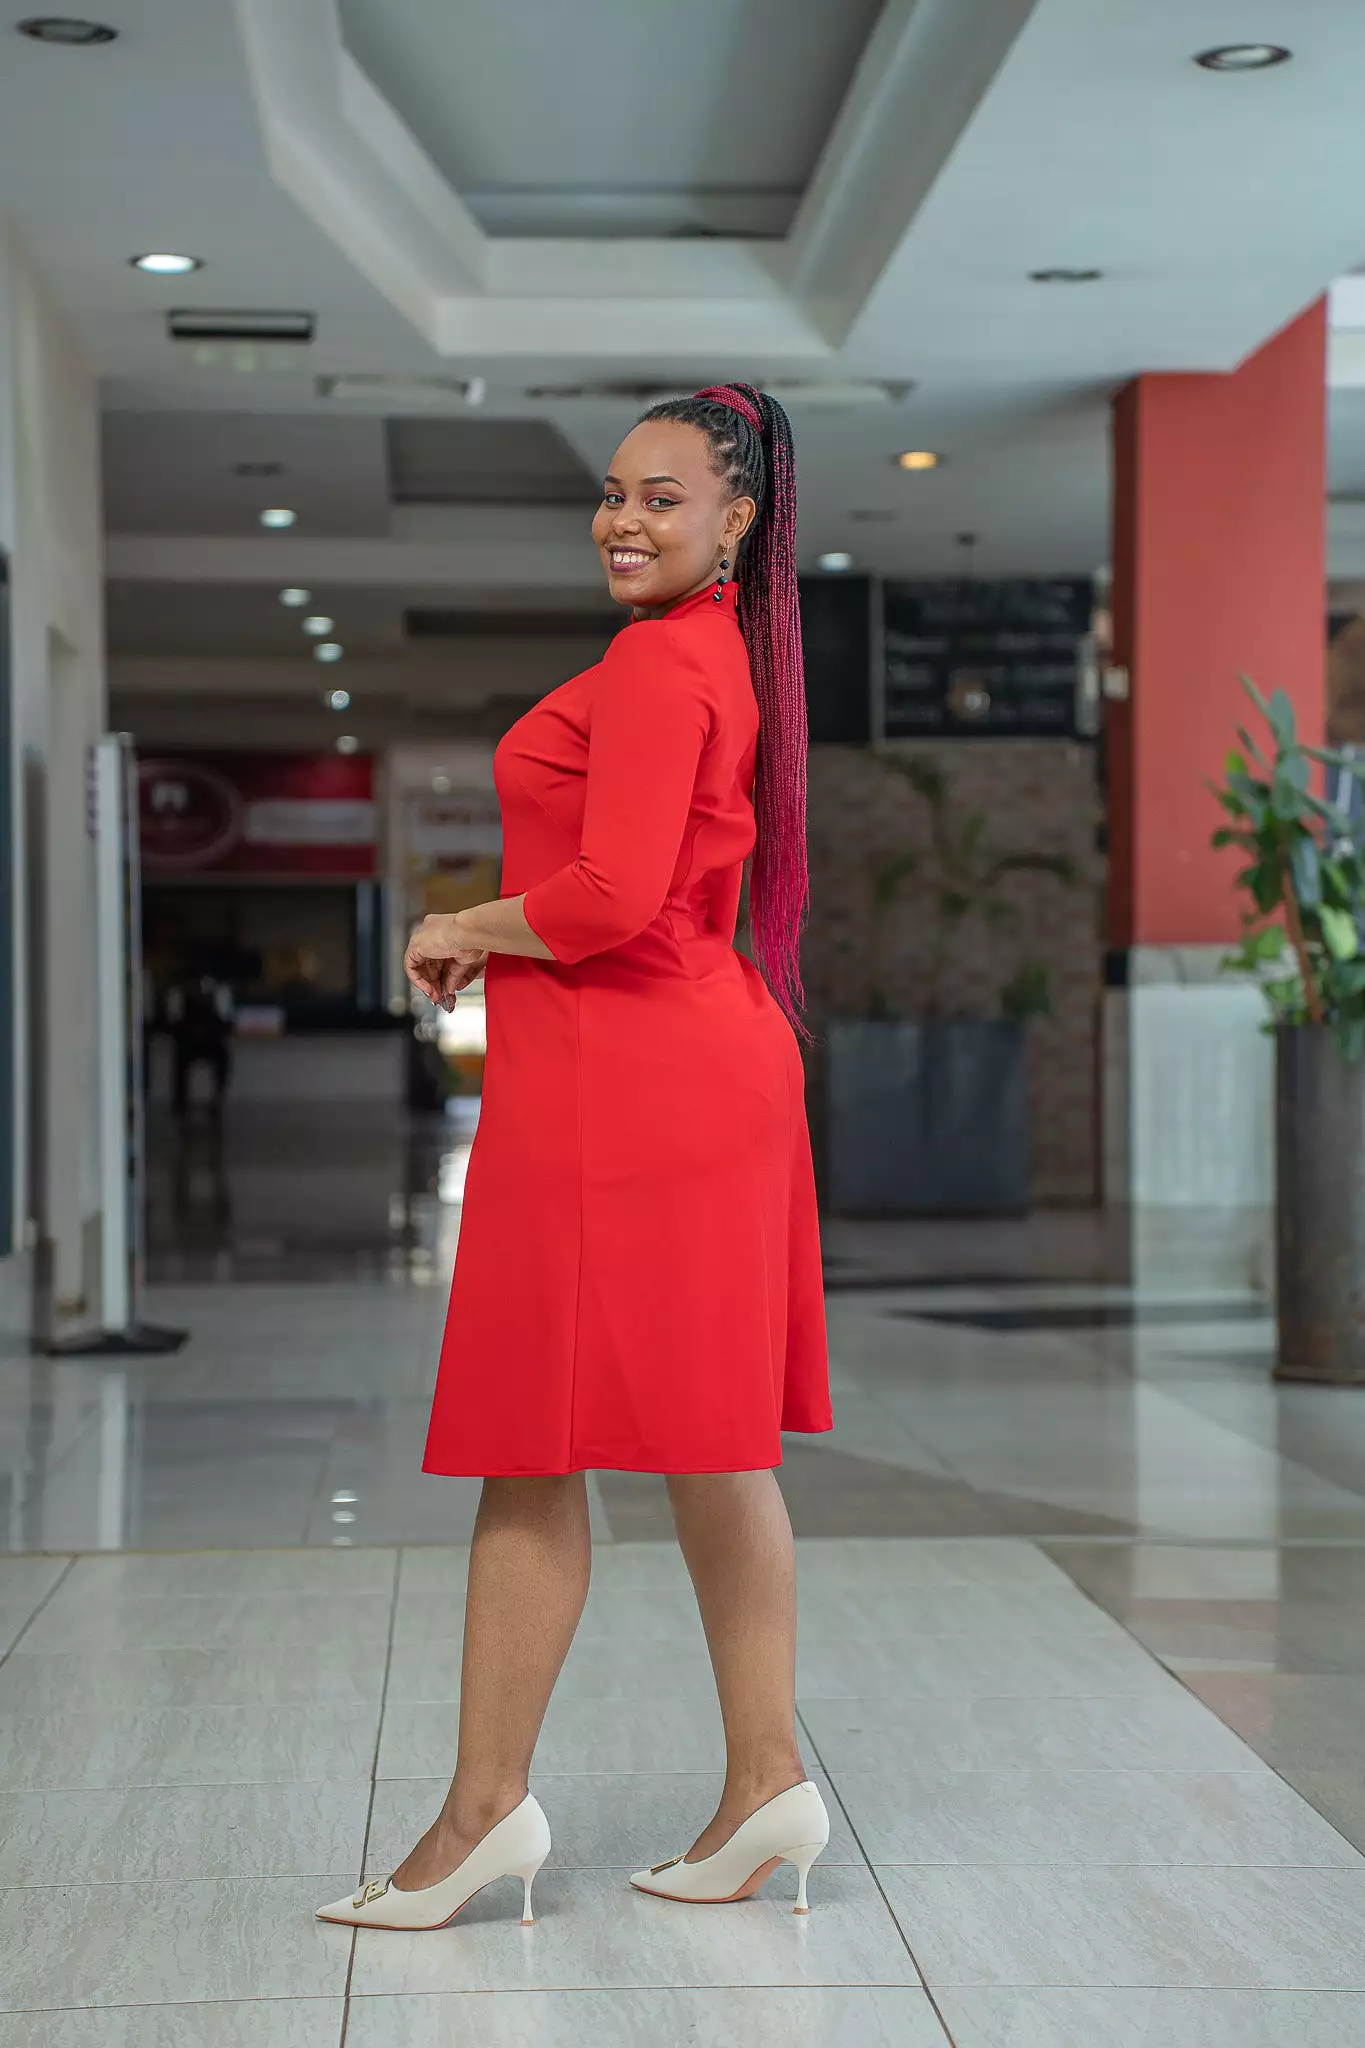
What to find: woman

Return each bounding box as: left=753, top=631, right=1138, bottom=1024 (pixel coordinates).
left=318, top=384, right=832, bottom=1934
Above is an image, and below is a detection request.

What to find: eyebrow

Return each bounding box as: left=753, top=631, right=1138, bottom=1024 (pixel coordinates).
left=602, top=473, right=685, bottom=487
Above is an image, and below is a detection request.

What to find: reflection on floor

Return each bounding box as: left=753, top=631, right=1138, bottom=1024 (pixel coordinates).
left=2, top=1096, right=1364, bottom=2040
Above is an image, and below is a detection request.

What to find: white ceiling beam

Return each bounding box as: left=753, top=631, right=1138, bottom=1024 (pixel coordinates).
left=232, top=0, right=1030, bottom=364
left=781, top=0, right=1041, bottom=344
left=235, top=0, right=486, bottom=343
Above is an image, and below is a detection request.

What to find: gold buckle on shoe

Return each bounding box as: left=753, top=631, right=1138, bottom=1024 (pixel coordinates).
left=649, top=1855, right=684, bottom=1875
left=352, top=1877, right=390, bottom=1908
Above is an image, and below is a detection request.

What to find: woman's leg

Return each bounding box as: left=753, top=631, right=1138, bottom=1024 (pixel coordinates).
left=392, top=1471, right=591, bottom=1889
left=666, top=1468, right=808, bottom=1861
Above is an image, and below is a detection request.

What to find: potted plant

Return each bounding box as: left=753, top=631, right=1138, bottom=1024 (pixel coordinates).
left=826, top=752, right=1076, bottom=1215
left=1212, top=678, right=1365, bottom=1383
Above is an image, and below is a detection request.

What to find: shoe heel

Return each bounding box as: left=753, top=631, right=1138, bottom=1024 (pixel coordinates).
left=786, top=1840, right=825, bottom=1914
left=514, top=1851, right=548, bottom=1925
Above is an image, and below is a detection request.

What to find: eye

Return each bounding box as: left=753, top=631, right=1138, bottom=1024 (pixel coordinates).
left=601, top=490, right=624, bottom=506
left=645, top=495, right=678, bottom=510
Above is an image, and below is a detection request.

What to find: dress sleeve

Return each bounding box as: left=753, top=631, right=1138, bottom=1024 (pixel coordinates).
left=522, top=621, right=714, bottom=964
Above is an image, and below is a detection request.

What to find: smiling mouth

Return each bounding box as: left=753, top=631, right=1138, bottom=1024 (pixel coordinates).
left=607, top=548, right=655, bottom=573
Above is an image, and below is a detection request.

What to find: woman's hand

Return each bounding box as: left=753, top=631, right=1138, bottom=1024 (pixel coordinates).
left=404, top=915, right=489, bottom=1009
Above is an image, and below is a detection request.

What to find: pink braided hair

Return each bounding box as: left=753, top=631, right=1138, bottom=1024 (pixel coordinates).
left=640, top=382, right=810, bottom=1038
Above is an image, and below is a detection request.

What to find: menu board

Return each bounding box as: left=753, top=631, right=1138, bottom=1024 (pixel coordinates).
left=883, top=578, right=1092, bottom=738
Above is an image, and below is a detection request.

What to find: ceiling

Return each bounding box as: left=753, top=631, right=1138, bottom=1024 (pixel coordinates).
left=337, top=0, right=886, bottom=240
left=2, top=0, right=1364, bottom=699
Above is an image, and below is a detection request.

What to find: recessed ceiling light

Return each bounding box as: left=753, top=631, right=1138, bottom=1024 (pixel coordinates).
left=18, top=17, right=117, bottom=43
left=895, top=450, right=941, bottom=471
left=325, top=688, right=351, bottom=711
left=314, top=641, right=343, bottom=663
left=279, top=587, right=310, bottom=607
left=130, top=252, right=202, bottom=276
left=431, top=772, right=452, bottom=794
left=258, top=507, right=296, bottom=529
left=1029, top=268, right=1103, bottom=284
left=336, top=734, right=359, bottom=755
left=331, top=1490, right=358, bottom=1504
left=302, top=615, right=334, bottom=636
left=815, top=551, right=855, bottom=573
left=1195, top=43, right=1291, bottom=71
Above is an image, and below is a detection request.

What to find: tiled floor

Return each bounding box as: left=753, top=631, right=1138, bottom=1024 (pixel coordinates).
left=4, top=1538, right=1363, bottom=2043
left=2, top=1099, right=1365, bottom=2040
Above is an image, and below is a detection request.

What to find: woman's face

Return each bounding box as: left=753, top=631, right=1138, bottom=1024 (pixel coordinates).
left=592, top=419, right=756, bottom=614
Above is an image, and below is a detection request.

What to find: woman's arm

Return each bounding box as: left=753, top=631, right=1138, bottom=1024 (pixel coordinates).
left=403, top=898, right=550, bottom=1008
left=404, top=620, right=714, bottom=1003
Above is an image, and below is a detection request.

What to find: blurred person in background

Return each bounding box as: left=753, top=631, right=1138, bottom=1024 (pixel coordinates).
left=165, top=960, right=235, bottom=1121
left=318, top=385, right=832, bottom=1935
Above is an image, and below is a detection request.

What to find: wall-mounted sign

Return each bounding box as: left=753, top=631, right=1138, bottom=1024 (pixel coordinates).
left=884, top=579, right=1092, bottom=739
left=139, top=752, right=376, bottom=877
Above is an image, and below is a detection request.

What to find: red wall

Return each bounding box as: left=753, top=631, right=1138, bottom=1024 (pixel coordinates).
left=1108, top=300, right=1327, bottom=949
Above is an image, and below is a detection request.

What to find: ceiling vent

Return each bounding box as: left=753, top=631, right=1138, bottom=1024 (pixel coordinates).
left=167, top=310, right=315, bottom=374
left=166, top=309, right=315, bottom=343
left=318, top=373, right=486, bottom=407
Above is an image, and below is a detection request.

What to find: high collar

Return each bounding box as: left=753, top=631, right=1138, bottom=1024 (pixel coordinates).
left=642, top=579, right=739, bottom=626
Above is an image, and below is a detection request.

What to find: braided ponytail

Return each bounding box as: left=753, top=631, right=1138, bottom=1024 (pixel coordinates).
left=639, top=383, right=810, bottom=1037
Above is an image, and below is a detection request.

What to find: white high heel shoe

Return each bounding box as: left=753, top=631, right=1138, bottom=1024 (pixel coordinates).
left=630, top=1780, right=830, bottom=1913
left=316, top=1792, right=551, bottom=1931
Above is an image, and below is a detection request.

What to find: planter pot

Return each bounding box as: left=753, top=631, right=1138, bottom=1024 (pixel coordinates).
left=1275, top=1023, right=1365, bottom=1384
left=825, top=1018, right=1028, bottom=1216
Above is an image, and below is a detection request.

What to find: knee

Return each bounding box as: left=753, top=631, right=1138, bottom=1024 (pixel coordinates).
left=480, top=1471, right=586, bottom=1523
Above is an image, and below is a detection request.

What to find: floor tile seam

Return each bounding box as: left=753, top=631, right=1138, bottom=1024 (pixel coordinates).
left=794, top=1703, right=958, bottom=2047
left=41, top=1544, right=406, bottom=1562
left=0, top=1776, right=379, bottom=1793
left=1142, top=1649, right=1365, bottom=1860
left=0, top=1775, right=377, bottom=1795
left=0, top=1561, right=77, bottom=1675
left=340, top=1548, right=404, bottom=2042
left=0, top=1996, right=346, bottom=2016
left=864, top=1857, right=1365, bottom=1872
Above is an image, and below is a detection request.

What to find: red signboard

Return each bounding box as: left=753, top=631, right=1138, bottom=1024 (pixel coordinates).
left=139, top=753, right=376, bottom=878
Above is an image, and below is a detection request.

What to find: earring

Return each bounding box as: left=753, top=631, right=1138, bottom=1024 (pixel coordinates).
left=713, top=554, right=730, bottom=602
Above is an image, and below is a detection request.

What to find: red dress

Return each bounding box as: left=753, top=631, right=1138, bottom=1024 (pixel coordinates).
left=422, top=581, right=831, bottom=1476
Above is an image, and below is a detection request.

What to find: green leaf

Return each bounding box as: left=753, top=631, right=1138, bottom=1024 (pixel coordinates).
left=1239, top=674, right=1274, bottom=722
left=1251, top=924, right=1287, bottom=961
left=1289, top=836, right=1321, bottom=910
left=1248, top=861, right=1283, bottom=915
left=871, top=849, right=919, bottom=907
left=999, top=960, right=1052, bottom=1024
left=1329, top=958, right=1365, bottom=997
left=1235, top=724, right=1274, bottom=770
left=1266, top=688, right=1297, bottom=748
left=1224, top=748, right=1249, bottom=779
left=1320, top=905, right=1359, bottom=961
left=1303, top=742, right=1365, bottom=777
left=1211, top=825, right=1253, bottom=850
left=1270, top=752, right=1311, bottom=819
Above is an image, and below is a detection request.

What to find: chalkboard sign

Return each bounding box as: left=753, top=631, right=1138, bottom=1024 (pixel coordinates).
left=883, top=578, right=1091, bottom=739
